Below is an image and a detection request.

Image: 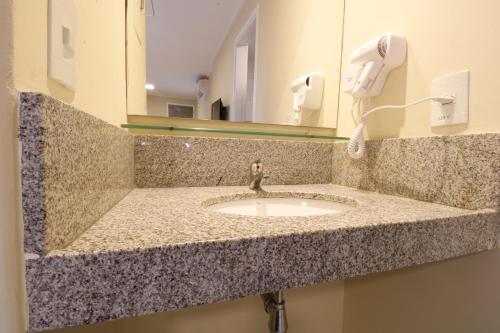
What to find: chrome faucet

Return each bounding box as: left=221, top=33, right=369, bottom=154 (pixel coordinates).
left=249, top=159, right=268, bottom=192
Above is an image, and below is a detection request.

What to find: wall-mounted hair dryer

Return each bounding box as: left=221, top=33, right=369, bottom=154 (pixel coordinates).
left=343, top=33, right=456, bottom=160
left=291, top=72, right=324, bottom=111
left=289, top=72, right=324, bottom=125
left=343, top=33, right=406, bottom=98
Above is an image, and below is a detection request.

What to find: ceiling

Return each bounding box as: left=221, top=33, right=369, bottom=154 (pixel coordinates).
left=146, top=0, right=245, bottom=99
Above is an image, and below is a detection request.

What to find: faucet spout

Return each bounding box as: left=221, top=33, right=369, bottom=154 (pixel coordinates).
left=249, top=159, right=267, bottom=192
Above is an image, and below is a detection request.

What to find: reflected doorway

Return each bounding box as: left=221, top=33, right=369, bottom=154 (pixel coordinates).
left=232, top=7, right=258, bottom=122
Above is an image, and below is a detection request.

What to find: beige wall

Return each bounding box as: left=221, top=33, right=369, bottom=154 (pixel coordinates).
left=122, top=282, right=344, bottom=333
left=337, top=0, right=500, bottom=139
left=13, top=0, right=127, bottom=127
left=147, top=94, right=197, bottom=117
left=0, top=1, right=26, bottom=333
left=208, top=0, right=258, bottom=119
left=344, top=249, right=500, bottom=333
left=126, top=0, right=148, bottom=116
left=209, top=0, right=344, bottom=128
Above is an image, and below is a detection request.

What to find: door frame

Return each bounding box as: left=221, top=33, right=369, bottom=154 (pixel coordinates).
left=231, top=4, right=259, bottom=122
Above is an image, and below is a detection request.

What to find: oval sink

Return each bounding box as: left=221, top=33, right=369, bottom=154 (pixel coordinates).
left=207, top=196, right=353, bottom=217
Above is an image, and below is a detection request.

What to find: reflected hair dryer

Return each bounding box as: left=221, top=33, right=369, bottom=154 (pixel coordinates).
left=343, top=33, right=407, bottom=98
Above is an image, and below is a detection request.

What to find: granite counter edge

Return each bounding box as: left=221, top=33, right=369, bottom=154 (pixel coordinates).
left=26, top=210, right=499, bottom=332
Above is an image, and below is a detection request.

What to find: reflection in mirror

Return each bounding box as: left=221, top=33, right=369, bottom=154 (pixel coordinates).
left=127, top=0, right=344, bottom=128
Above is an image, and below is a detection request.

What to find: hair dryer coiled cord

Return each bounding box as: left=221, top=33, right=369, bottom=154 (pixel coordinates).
left=347, top=99, right=366, bottom=159
left=347, top=119, right=367, bottom=160
left=347, top=96, right=455, bottom=160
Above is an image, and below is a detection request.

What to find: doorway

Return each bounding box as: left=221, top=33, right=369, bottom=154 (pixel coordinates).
left=232, top=7, right=258, bottom=122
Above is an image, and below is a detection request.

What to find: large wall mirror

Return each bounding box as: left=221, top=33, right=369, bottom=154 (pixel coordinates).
left=126, top=0, right=345, bottom=129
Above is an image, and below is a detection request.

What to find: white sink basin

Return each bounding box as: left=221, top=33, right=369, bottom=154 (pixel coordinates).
left=208, top=197, right=352, bottom=217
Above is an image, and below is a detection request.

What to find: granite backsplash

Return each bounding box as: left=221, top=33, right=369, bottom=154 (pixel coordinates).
left=134, top=135, right=334, bottom=187
left=331, top=133, right=500, bottom=210
left=19, top=93, right=135, bottom=255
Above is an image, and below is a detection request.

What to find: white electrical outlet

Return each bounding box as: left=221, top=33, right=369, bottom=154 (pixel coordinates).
left=431, top=71, right=469, bottom=127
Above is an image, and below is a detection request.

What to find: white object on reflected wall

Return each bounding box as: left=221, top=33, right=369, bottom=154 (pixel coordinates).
left=196, top=78, right=210, bottom=119
left=48, top=0, right=77, bottom=90
left=289, top=72, right=324, bottom=125
left=197, top=78, right=209, bottom=101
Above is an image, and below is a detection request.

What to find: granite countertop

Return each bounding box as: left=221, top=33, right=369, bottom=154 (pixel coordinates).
left=48, top=184, right=496, bottom=256
left=27, top=184, right=499, bottom=332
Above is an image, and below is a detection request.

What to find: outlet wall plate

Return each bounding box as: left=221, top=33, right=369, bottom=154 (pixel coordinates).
left=431, top=71, right=469, bottom=127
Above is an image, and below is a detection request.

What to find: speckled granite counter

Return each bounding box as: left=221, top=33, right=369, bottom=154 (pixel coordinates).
left=331, top=133, right=500, bottom=210
left=26, top=184, right=499, bottom=332
left=19, top=92, right=135, bottom=255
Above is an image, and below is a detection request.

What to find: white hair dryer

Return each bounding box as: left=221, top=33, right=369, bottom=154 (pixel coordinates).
left=343, top=33, right=406, bottom=160
left=343, top=33, right=406, bottom=98
left=289, top=72, right=324, bottom=125
left=343, top=33, right=455, bottom=160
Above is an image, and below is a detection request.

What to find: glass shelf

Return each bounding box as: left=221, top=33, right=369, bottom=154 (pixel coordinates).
left=121, top=123, right=350, bottom=141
